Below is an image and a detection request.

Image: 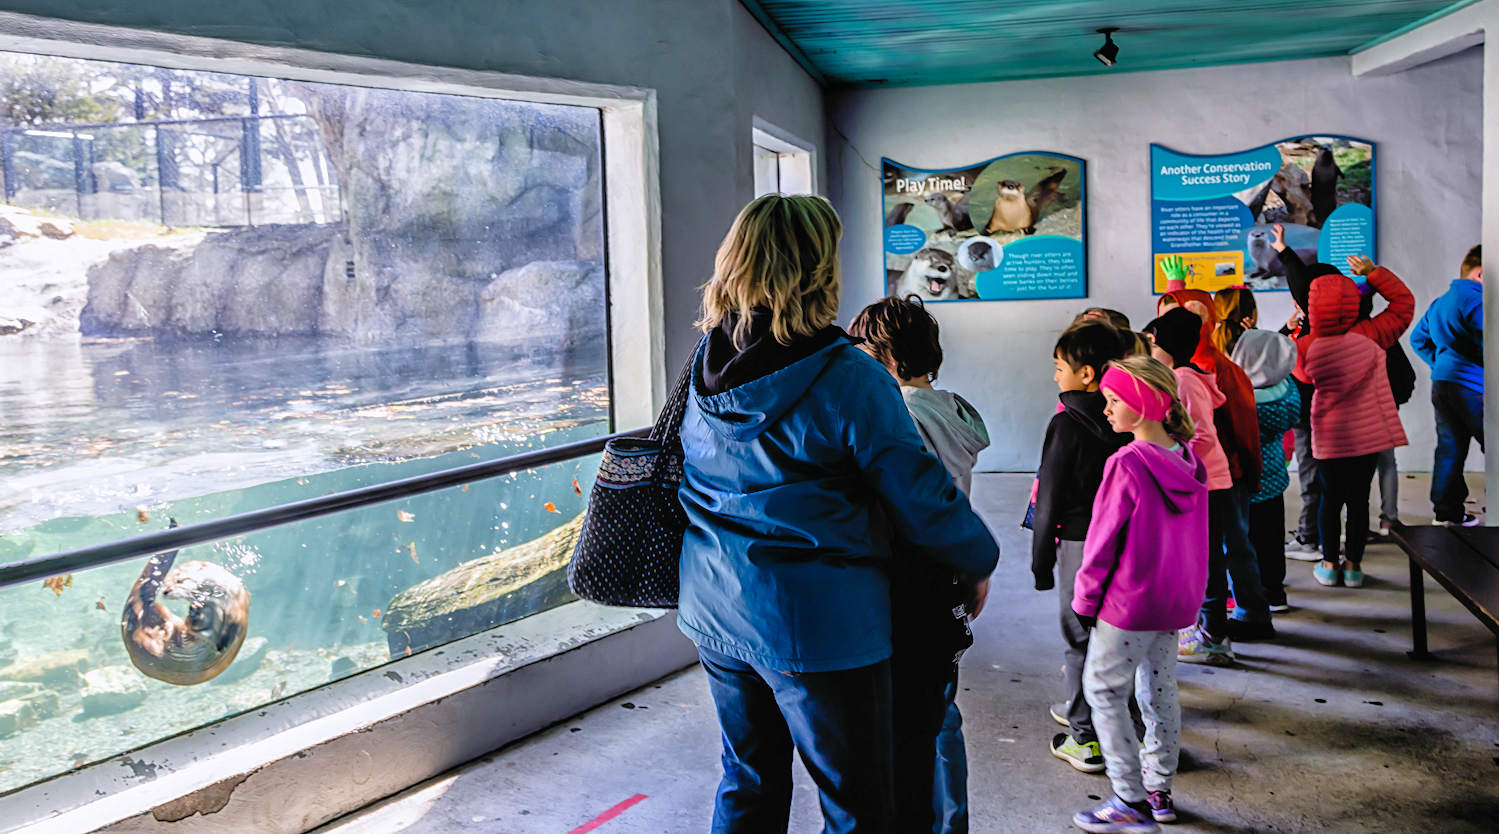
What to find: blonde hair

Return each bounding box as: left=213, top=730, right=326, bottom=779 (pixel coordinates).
left=1108, top=355, right=1195, bottom=442
left=696, top=194, right=842, bottom=349
left=1211, top=287, right=1256, bottom=355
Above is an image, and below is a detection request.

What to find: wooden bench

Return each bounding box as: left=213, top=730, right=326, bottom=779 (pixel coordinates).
left=1388, top=522, right=1499, bottom=682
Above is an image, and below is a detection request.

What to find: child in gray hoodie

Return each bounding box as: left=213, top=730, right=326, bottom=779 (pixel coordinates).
left=850, top=294, right=989, bottom=834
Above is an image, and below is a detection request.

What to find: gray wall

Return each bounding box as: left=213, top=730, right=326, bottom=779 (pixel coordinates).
left=0, top=0, right=827, bottom=373
left=829, top=50, right=1483, bottom=473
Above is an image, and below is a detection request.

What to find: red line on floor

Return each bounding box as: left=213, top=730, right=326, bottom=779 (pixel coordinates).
left=567, top=794, right=649, bottom=833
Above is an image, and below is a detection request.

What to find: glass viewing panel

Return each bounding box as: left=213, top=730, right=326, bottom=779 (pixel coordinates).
left=0, top=453, right=601, bottom=794
left=0, top=50, right=610, bottom=795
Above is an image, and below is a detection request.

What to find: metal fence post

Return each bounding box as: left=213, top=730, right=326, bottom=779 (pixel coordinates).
left=154, top=124, right=167, bottom=225
left=71, top=131, right=86, bottom=218
left=3, top=132, right=16, bottom=203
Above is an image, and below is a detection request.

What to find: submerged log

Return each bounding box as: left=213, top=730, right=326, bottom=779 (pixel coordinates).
left=381, top=514, right=582, bottom=657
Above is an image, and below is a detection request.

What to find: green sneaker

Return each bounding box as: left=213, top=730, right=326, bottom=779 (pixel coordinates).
left=1051, top=732, right=1106, bottom=773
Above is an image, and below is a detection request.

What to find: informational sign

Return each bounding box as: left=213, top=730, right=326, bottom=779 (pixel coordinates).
left=883, top=152, right=1086, bottom=302
left=1149, top=135, right=1376, bottom=293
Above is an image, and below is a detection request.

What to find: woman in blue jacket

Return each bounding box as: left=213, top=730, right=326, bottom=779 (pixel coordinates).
left=677, top=194, right=1000, bottom=834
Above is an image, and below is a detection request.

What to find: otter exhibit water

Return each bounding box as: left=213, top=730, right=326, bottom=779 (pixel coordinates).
left=0, top=335, right=609, bottom=794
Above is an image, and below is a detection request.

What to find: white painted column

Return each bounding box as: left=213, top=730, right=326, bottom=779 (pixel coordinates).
left=1487, top=34, right=1499, bottom=498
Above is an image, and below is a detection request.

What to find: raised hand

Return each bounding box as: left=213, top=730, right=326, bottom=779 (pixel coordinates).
left=1271, top=223, right=1287, bottom=252
left=1160, top=255, right=1188, bottom=286
left=1346, top=254, right=1376, bottom=276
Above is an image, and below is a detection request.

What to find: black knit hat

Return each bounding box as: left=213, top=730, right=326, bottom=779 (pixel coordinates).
left=1144, top=307, right=1202, bottom=368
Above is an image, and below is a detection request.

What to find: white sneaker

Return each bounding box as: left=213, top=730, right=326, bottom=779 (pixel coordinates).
left=1441, top=512, right=1483, bottom=527
left=1285, top=534, right=1321, bottom=562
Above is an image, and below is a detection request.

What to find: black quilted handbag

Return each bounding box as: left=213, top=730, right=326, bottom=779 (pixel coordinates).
left=567, top=354, right=693, bottom=608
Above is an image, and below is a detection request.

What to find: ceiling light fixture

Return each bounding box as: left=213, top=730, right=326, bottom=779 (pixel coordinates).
left=1094, top=28, right=1120, bottom=67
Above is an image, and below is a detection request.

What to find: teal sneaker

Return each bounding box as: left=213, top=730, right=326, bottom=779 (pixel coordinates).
left=1343, top=566, right=1365, bottom=588
left=1052, top=732, right=1106, bottom=773
left=1313, top=563, right=1342, bottom=587
left=1177, top=627, right=1234, bottom=665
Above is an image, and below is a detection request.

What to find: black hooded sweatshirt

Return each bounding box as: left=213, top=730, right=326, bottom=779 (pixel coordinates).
left=1031, top=389, right=1131, bottom=591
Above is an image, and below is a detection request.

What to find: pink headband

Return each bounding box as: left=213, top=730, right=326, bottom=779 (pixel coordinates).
left=1101, top=367, right=1171, bottom=422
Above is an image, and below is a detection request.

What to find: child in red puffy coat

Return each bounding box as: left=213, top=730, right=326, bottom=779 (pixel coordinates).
left=1273, top=231, right=1414, bottom=587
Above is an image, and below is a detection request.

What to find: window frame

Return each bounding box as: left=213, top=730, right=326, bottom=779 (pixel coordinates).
left=751, top=117, right=815, bottom=196
left=0, top=11, right=674, bottom=828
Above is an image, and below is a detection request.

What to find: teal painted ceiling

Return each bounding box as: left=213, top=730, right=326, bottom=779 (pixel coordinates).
left=742, top=0, right=1473, bottom=87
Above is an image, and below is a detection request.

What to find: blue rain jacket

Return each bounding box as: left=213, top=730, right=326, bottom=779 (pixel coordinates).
left=1410, top=278, right=1483, bottom=394
left=676, top=334, right=1000, bottom=673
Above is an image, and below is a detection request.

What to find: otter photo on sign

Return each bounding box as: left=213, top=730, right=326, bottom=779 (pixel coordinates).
left=882, top=153, right=1087, bottom=303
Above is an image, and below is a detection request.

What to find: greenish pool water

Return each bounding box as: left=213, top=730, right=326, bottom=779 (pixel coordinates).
left=0, top=335, right=610, bottom=795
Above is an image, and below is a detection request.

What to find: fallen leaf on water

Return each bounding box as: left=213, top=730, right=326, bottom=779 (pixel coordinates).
left=460, top=484, right=469, bottom=493
left=469, top=452, right=481, bottom=459
left=358, top=615, right=368, bottom=624
left=297, top=477, right=309, bottom=486
left=396, top=510, right=415, bottom=523
left=403, top=646, right=412, bottom=657
left=543, top=502, right=559, bottom=513
left=408, top=542, right=418, bottom=564
left=271, top=681, right=287, bottom=699
left=42, top=574, right=72, bottom=596
left=572, top=479, right=582, bottom=496
left=95, top=596, right=107, bottom=611
left=135, top=507, right=149, bottom=523
left=372, top=608, right=382, bottom=618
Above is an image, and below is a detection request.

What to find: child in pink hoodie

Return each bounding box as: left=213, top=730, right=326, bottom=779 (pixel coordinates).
left=1071, top=356, right=1209, bottom=833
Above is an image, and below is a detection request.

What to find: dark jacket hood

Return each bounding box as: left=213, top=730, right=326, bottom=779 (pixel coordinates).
left=1145, top=308, right=1204, bottom=369
left=695, top=318, right=850, bottom=441
left=1125, top=440, right=1205, bottom=514
left=1059, top=389, right=1117, bottom=441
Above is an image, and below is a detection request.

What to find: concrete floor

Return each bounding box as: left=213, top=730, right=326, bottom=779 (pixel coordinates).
left=320, top=473, right=1498, bottom=834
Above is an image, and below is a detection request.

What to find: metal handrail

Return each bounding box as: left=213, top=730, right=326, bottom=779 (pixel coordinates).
left=0, top=427, right=647, bottom=591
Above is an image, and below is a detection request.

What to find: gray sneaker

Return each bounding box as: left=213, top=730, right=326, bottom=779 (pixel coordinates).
left=1285, top=534, right=1321, bottom=562
left=1049, top=701, right=1069, bottom=727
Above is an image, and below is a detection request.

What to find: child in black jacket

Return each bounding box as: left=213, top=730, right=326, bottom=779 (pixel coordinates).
left=1032, top=321, right=1141, bottom=773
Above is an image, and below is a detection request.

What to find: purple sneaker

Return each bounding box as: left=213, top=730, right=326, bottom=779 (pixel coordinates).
left=1147, top=790, right=1176, bottom=823
left=1073, top=795, right=1161, bottom=833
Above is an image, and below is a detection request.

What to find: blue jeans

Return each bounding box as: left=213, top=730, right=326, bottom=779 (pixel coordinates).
left=1202, top=486, right=1270, bottom=640
left=697, top=646, right=895, bottom=834
left=1432, top=381, right=1484, bottom=523
left=932, top=682, right=968, bottom=834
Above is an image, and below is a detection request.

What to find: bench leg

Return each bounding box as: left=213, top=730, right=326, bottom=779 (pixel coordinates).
left=1408, top=557, right=1433, bottom=661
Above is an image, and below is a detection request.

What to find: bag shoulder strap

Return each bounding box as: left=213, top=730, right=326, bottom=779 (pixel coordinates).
left=648, top=344, right=698, bottom=445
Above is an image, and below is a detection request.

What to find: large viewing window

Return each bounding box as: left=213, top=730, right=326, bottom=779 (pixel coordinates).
left=0, top=45, right=638, bottom=798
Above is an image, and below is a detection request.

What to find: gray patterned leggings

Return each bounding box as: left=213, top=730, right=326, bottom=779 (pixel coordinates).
left=1082, top=622, right=1181, bottom=803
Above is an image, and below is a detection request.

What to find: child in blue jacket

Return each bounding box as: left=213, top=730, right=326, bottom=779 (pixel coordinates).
left=1410, top=245, right=1484, bottom=525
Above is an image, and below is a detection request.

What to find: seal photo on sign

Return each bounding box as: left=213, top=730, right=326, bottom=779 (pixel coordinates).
left=983, top=168, right=1066, bottom=235
left=122, top=519, right=251, bottom=685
